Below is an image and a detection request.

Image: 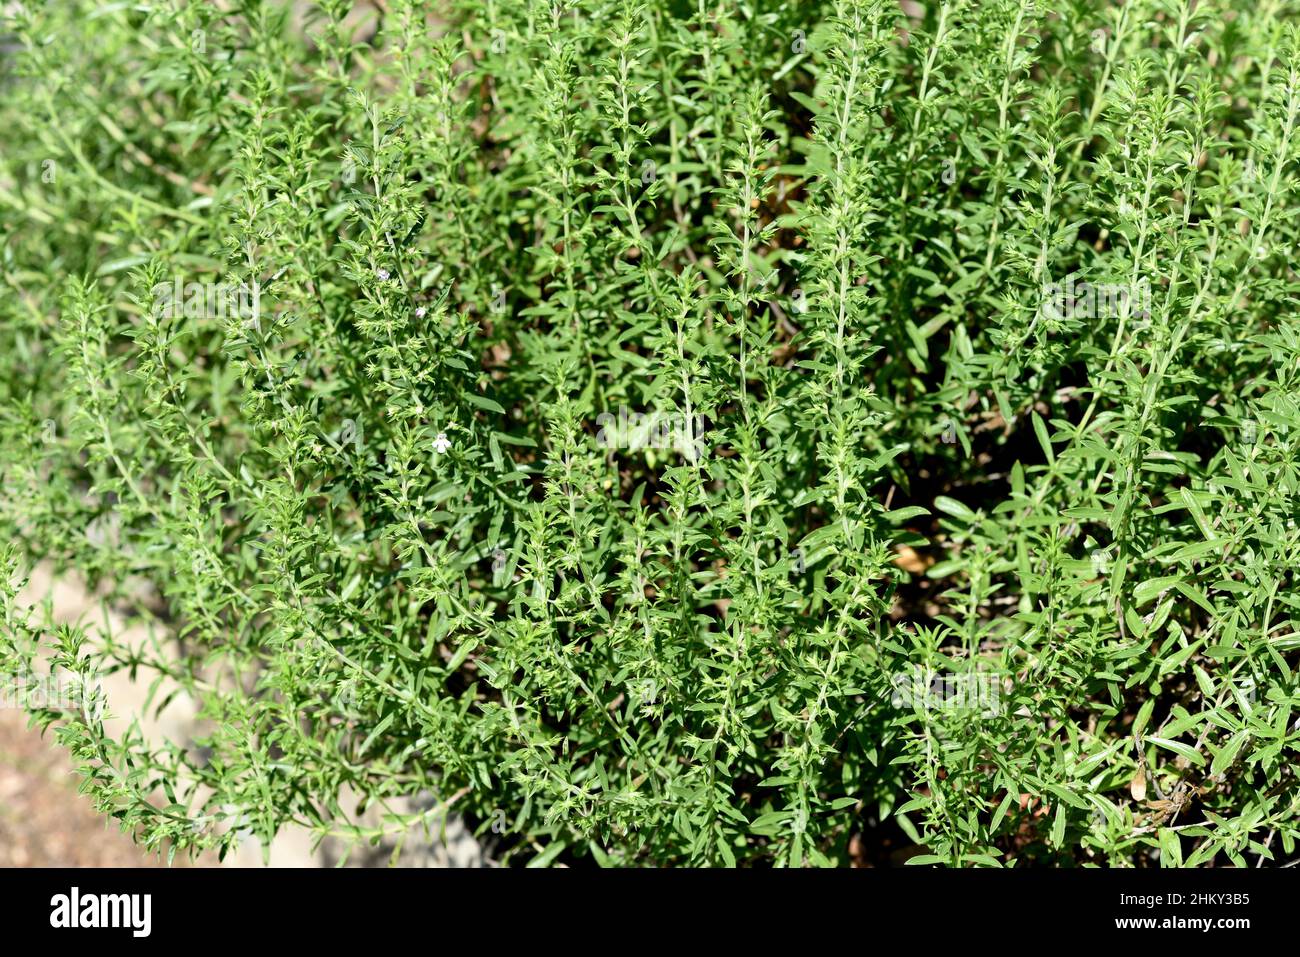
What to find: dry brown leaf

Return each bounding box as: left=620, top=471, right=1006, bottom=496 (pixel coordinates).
left=1129, top=767, right=1148, bottom=802
left=892, top=546, right=934, bottom=574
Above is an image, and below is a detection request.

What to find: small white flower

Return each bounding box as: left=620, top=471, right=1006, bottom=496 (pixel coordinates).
left=415, top=306, right=427, bottom=318
left=376, top=268, right=390, bottom=281
left=433, top=432, right=452, bottom=454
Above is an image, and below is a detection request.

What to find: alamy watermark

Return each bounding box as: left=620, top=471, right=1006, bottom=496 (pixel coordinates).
left=889, top=666, right=1004, bottom=719
left=150, top=277, right=261, bottom=322
left=1, top=669, right=104, bottom=723
left=1039, top=276, right=1151, bottom=322
left=49, top=887, right=151, bottom=937
left=595, top=406, right=708, bottom=464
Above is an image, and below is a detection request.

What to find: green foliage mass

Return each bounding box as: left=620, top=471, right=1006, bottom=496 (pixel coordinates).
left=3, top=0, right=1300, bottom=867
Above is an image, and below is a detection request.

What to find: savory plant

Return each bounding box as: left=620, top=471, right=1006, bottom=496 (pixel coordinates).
left=1, top=0, right=1298, bottom=867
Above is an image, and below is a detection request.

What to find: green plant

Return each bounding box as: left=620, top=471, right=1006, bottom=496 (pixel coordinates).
left=2, top=0, right=1300, bottom=867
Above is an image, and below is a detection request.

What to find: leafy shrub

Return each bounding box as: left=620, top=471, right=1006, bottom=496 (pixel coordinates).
left=2, top=0, right=1300, bottom=867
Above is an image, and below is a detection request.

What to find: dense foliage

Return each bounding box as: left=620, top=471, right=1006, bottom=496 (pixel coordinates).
left=3, top=0, right=1300, bottom=867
